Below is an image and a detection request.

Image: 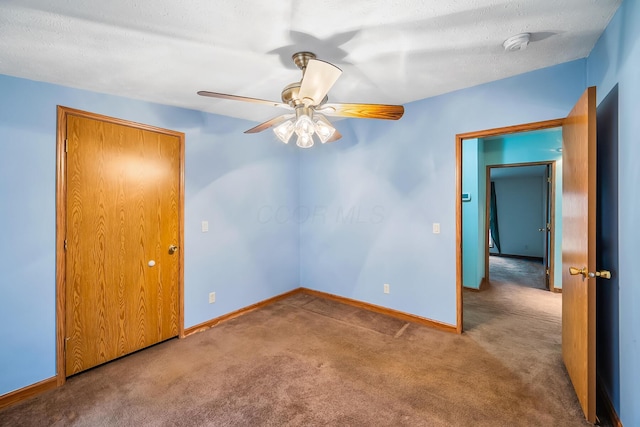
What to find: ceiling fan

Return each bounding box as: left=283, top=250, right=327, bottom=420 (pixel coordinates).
left=197, top=52, right=404, bottom=148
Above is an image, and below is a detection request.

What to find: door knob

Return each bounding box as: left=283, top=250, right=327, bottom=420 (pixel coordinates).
left=569, top=266, right=587, bottom=277
left=589, top=270, right=611, bottom=279
left=569, top=266, right=611, bottom=279
left=168, top=245, right=179, bottom=255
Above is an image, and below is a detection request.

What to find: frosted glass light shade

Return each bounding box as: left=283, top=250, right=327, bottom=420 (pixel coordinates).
left=273, top=119, right=295, bottom=143
left=294, top=115, right=315, bottom=137
left=296, top=132, right=314, bottom=148
left=314, top=116, right=336, bottom=143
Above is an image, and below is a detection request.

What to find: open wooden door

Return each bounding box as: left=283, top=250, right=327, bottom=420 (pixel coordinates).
left=562, top=86, right=609, bottom=423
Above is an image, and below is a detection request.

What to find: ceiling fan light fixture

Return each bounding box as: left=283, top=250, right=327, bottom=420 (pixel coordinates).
left=273, top=119, right=295, bottom=143
left=274, top=109, right=335, bottom=147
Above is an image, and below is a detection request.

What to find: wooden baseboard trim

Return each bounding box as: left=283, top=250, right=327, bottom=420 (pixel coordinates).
left=300, top=288, right=457, bottom=334
left=463, top=277, right=489, bottom=293
left=0, top=377, right=57, bottom=410
left=183, top=288, right=303, bottom=337
left=184, top=287, right=456, bottom=337
left=597, top=378, right=623, bottom=427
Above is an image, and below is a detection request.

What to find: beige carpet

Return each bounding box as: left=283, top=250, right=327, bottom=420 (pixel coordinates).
left=464, top=257, right=572, bottom=424
left=1, top=282, right=593, bottom=426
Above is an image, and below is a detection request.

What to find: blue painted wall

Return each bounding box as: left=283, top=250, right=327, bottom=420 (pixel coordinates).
left=483, top=130, right=563, bottom=287
left=491, top=175, right=545, bottom=258
left=587, top=0, right=640, bottom=424
left=477, top=143, right=487, bottom=285
left=0, top=75, right=299, bottom=395
left=462, top=138, right=484, bottom=289
left=299, top=60, right=586, bottom=325
left=596, top=83, right=620, bottom=424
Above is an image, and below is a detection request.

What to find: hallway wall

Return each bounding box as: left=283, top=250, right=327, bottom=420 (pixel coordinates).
left=492, top=175, right=545, bottom=258
left=586, top=0, right=640, bottom=422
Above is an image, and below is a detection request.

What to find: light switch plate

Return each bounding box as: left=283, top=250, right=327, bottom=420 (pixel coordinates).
left=202, top=221, right=209, bottom=232
left=433, top=223, right=441, bottom=234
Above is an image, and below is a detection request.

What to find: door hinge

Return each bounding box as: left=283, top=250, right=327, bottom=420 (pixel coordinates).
left=64, top=239, right=67, bottom=251
left=547, top=177, right=552, bottom=183
left=546, top=269, right=550, bottom=275
left=64, top=138, right=68, bottom=153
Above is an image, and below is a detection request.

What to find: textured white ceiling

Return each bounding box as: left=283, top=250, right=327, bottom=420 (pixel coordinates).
left=0, top=0, right=621, bottom=123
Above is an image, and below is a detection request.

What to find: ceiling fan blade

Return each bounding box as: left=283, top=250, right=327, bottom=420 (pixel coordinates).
left=317, top=103, right=404, bottom=120
left=244, top=114, right=294, bottom=134
left=197, top=91, right=290, bottom=109
left=298, top=59, right=342, bottom=106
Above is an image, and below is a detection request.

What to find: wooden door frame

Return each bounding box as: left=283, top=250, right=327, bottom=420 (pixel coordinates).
left=55, top=106, right=186, bottom=386
left=455, top=118, right=564, bottom=333
left=484, top=161, right=557, bottom=291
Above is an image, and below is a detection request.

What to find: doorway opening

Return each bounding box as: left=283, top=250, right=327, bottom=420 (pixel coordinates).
left=455, top=118, right=564, bottom=332
left=486, top=162, right=556, bottom=292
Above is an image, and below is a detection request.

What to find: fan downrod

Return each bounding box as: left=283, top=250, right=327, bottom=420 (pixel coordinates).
left=292, top=52, right=316, bottom=71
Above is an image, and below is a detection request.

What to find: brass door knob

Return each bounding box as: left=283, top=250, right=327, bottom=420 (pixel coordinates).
left=168, top=245, right=179, bottom=255
left=589, top=270, right=611, bottom=279
left=569, top=266, right=588, bottom=277
left=569, top=266, right=611, bottom=279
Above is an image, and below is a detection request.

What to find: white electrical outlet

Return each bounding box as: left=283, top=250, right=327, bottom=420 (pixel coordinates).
left=208, top=292, right=216, bottom=304
left=202, top=221, right=209, bottom=232
left=383, top=283, right=390, bottom=294
left=433, top=223, right=441, bottom=234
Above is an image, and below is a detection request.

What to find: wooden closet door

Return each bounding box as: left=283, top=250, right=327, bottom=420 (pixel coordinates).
left=65, top=114, right=180, bottom=375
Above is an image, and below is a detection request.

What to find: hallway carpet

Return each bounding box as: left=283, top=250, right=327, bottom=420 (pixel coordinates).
left=488, top=255, right=547, bottom=290
left=1, top=286, right=591, bottom=426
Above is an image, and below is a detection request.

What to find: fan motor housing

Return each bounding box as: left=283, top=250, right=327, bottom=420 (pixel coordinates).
left=281, top=82, right=302, bottom=106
